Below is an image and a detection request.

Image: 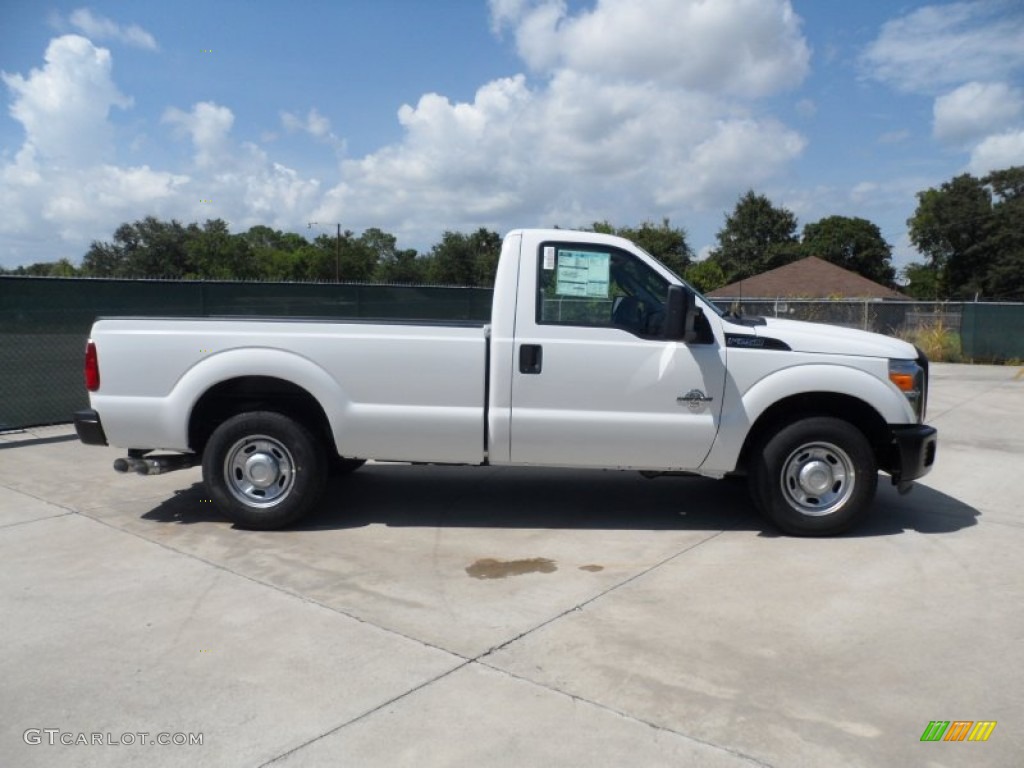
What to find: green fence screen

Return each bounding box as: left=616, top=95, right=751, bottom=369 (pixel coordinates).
left=961, top=303, right=1024, bottom=362
left=0, top=277, right=492, bottom=430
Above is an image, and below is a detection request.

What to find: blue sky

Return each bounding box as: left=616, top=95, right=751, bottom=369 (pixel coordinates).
left=2, top=0, right=1023, bottom=271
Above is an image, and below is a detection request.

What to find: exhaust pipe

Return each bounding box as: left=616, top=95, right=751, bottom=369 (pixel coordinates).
left=113, top=454, right=197, bottom=476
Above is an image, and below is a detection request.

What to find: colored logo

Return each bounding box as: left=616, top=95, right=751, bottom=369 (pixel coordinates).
left=920, top=721, right=996, bottom=742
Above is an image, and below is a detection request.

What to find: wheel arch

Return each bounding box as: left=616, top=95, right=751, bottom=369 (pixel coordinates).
left=189, top=376, right=334, bottom=457
left=735, top=392, right=891, bottom=475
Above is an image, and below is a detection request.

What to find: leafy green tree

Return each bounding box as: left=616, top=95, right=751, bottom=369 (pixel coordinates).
left=801, top=215, right=895, bottom=286
left=708, top=191, right=800, bottom=282
left=982, top=167, right=1024, bottom=300
left=82, top=216, right=191, bottom=278
left=375, top=248, right=427, bottom=283
left=908, top=174, right=994, bottom=299
left=185, top=219, right=257, bottom=280
left=337, top=231, right=377, bottom=282
left=362, top=228, right=425, bottom=283
left=684, top=259, right=727, bottom=293
left=428, top=228, right=501, bottom=286
left=4, top=258, right=78, bottom=276
left=245, top=225, right=309, bottom=280
left=591, top=219, right=692, bottom=276
left=901, top=262, right=941, bottom=300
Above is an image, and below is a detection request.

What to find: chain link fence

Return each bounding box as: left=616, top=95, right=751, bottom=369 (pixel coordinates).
left=710, top=298, right=962, bottom=336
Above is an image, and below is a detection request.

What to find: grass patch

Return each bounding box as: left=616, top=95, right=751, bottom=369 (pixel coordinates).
left=900, top=320, right=963, bottom=363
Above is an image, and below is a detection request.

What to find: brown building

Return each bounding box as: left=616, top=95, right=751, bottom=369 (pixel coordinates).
left=708, top=256, right=908, bottom=299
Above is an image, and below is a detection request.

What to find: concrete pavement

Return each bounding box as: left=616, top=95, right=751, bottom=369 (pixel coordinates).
left=1, top=363, right=1021, bottom=767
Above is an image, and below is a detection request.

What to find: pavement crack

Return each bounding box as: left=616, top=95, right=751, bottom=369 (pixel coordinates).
left=258, top=660, right=473, bottom=767
left=258, top=527, right=739, bottom=766
left=68, top=507, right=472, bottom=663
left=0, top=510, right=74, bottom=530
left=475, top=659, right=774, bottom=768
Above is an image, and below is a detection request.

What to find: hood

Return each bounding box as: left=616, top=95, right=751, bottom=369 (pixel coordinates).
left=748, top=317, right=917, bottom=358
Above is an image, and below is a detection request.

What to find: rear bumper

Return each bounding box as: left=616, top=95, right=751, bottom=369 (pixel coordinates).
left=890, top=424, right=937, bottom=482
left=73, top=409, right=108, bottom=446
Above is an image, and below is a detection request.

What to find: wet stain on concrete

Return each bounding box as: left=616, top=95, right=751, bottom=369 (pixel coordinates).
left=466, top=558, right=557, bottom=579
left=578, top=564, right=604, bottom=572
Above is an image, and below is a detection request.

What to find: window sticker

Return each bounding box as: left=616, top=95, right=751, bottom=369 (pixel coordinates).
left=556, top=250, right=610, bottom=298
left=543, top=246, right=555, bottom=270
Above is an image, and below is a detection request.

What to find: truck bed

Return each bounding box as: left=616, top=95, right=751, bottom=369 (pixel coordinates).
left=89, top=316, right=489, bottom=463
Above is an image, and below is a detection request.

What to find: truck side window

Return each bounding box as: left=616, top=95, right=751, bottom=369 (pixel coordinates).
left=536, top=243, right=669, bottom=336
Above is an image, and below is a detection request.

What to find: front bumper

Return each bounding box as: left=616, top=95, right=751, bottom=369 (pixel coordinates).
left=73, top=409, right=108, bottom=446
left=889, top=424, right=937, bottom=482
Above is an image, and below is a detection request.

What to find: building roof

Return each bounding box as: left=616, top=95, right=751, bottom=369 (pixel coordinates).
left=708, top=256, right=908, bottom=299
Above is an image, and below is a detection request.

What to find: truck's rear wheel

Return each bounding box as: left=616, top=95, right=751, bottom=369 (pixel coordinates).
left=749, top=417, right=877, bottom=536
left=203, top=411, right=326, bottom=530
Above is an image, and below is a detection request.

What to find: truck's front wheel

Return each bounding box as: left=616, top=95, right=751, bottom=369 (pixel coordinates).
left=203, top=411, right=327, bottom=530
left=749, top=417, right=877, bottom=536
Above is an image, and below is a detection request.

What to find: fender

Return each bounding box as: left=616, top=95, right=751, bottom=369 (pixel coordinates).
left=700, top=362, right=914, bottom=474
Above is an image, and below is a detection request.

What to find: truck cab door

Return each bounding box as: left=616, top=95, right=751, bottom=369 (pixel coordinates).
left=508, top=239, right=726, bottom=471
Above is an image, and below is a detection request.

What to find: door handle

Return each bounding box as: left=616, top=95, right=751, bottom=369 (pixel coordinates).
left=519, top=344, right=543, bottom=374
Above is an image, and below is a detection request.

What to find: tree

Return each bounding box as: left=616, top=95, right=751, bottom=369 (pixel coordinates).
left=982, top=166, right=1024, bottom=300
left=591, top=219, right=692, bottom=276
left=801, top=215, right=895, bottom=286
left=708, top=191, right=800, bottom=282
left=185, top=219, right=257, bottom=280
left=907, top=174, right=994, bottom=299
left=901, top=262, right=941, bottom=300
left=363, top=228, right=425, bottom=283
left=428, top=228, right=501, bottom=286
left=245, top=225, right=309, bottom=280
left=684, top=259, right=726, bottom=293
left=4, top=258, right=77, bottom=276
left=82, top=216, right=191, bottom=278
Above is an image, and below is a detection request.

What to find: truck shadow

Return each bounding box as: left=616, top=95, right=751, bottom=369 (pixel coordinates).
left=141, top=465, right=979, bottom=537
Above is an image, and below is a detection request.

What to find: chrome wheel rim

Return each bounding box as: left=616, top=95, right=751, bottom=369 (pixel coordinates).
left=780, top=441, right=855, bottom=517
left=224, top=434, right=295, bottom=508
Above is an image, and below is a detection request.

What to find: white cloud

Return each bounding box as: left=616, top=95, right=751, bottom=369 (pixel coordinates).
left=865, top=3, right=1024, bottom=176
left=862, top=1, right=1024, bottom=94
left=493, top=0, right=809, bottom=98
left=968, top=129, right=1024, bottom=174
left=0, top=40, right=317, bottom=264
left=314, top=0, right=810, bottom=243
left=312, top=67, right=804, bottom=241
left=933, top=82, right=1024, bottom=144
left=280, top=108, right=344, bottom=149
left=162, top=101, right=234, bottom=169
left=68, top=8, right=158, bottom=50
left=1, top=35, right=131, bottom=165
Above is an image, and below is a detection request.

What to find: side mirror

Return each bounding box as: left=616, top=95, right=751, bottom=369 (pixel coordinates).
left=665, top=285, right=699, bottom=342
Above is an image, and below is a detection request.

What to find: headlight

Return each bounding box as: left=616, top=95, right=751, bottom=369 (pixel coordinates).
left=889, top=358, right=925, bottom=422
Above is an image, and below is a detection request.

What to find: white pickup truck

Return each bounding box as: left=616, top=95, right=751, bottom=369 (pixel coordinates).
left=74, top=228, right=936, bottom=536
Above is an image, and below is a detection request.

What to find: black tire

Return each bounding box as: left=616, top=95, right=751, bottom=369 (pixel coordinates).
left=331, top=457, right=366, bottom=475
left=749, top=417, right=877, bottom=536
left=202, top=411, right=327, bottom=530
